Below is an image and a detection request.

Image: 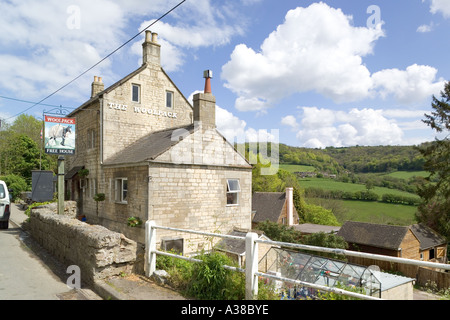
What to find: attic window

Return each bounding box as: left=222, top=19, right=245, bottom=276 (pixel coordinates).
left=166, top=91, right=173, bottom=108
left=226, top=179, right=240, bottom=206
left=132, top=84, right=140, bottom=103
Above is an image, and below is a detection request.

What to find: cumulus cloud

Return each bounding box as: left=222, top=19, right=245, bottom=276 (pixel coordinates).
left=372, top=64, right=445, bottom=106
left=281, top=115, right=299, bottom=130
left=222, top=2, right=445, bottom=112
left=429, top=0, right=450, bottom=18
left=222, top=2, right=384, bottom=111
left=285, top=107, right=405, bottom=148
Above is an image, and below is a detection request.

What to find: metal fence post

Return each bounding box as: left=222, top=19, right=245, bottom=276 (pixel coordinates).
left=245, top=232, right=259, bottom=300
left=145, top=220, right=157, bottom=277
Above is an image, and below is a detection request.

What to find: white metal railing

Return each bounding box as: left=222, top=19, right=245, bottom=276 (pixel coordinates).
left=145, top=221, right=450, bottom=300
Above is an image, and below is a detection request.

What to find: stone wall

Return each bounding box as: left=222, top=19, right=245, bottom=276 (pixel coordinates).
left=29, top=204, right=137, bottom=283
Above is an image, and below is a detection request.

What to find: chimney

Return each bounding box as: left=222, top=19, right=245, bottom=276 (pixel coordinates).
left=286, top=187, right=294, bottom=226
left=193, top=70, right=216, bottom=129
left=91, top=76, right=104, bottom=98
left=142, top=30, right=161, bottom=66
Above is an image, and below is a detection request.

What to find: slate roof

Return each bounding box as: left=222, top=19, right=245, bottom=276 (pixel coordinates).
left=215, top=229, right=266, bottom=255
left=293, top=223, right=341, bottom=234
left=410, top=223, right=447, bottom=250
left=337, top=221, right=409, bottom=250
left=103, top=124, right=196, bottom=165
left=65, top=166, right=84, bottom=180
left=252, top=192, right=286, bottom=223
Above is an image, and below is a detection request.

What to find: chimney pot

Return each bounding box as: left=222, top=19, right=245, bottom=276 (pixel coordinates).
left=203, top=70, right=213, bottom=94
left=145, top=30, right=152, bottom=42
left=91, top=75, right=104, bottom=98
left=152, top=32, right=158, bottom=43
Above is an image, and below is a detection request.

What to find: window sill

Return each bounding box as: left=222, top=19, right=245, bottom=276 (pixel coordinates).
left=115, top=201, right=128, bottom=205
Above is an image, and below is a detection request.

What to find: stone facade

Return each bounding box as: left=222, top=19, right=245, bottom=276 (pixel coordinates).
left=65, top=31, right=252, bottom=258
left=29, top=205, right=137, bottom=283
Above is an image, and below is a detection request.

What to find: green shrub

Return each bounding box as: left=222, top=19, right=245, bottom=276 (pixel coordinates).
left=156, top=250, right=278, bottom=300
left=0, top=174, right=28, bottom=201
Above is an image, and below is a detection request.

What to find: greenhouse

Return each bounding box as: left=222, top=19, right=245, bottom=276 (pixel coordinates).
left=259, top=247, right=382, bottom=299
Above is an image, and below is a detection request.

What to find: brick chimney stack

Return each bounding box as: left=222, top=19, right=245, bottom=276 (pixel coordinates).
left=91, top=76, right=104, bottom=98
left=142, top=30, right=161, bottom=66
left=193, top=70, right=216, bottom=129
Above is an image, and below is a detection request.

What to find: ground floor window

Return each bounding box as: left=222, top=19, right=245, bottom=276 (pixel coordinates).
left=226, top=179, right=240, bottom=206
left=115, top=178, right=128, bottom=203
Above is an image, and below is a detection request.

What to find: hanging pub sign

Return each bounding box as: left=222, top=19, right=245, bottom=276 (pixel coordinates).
left=44, top=116, right=76, bottom=155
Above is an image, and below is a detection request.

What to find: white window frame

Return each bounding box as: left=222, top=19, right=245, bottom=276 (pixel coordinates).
left=226, top=179, right=240, bottom=206
left=166, top=90, right=174, bottom=108
left=88, top=129, right=96, bottom=149
left=89, top=178, right=97, bottom=199
left=132, top=84, right=141, bottom=103
left=115, top=178, right=128, bottom=204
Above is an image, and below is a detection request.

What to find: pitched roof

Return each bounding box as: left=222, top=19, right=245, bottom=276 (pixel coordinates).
left=68, top=65, right=193, bottom=117
left=337, top=221, right=409, bottom=250
left=215, top=229, right=267, bottom=255
left=252, top=192, right=286, bottom=223
left=103, top=124, right=196, bottom=165
left=410, top=224, right=447, bottom=250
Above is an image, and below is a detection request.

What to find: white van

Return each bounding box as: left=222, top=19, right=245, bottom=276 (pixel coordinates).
left=0, top=180, right=11, bottom=229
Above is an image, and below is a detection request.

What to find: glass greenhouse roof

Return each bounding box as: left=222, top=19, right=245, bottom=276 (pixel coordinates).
left=259, top=247, right=382, bottom=298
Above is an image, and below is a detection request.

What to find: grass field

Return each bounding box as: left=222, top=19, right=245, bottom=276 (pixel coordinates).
left=306, top=197, right=418, bottom=226
left=298, top=176, right=420, bottom=226
left=298, top=177, right=420, bottom=199
left=382, top=171, right=429, bottom=179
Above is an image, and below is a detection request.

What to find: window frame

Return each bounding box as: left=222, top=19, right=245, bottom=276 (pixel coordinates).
left=115, top=178, right=128, bottom=204
left=226, top=179, right=241, bottom=206
left=166, top=90, right=174, bottom=108
left=132, top=84, right=141, bottom=103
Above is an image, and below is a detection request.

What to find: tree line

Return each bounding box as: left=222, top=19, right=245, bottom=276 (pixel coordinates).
left=0, top=114, right=57, bottom=199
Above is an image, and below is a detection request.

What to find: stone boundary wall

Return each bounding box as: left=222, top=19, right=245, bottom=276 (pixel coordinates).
left=29, top=204, right=137, bottom=284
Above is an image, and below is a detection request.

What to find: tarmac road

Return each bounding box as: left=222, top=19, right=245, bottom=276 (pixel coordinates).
left=0, top=206, right=101, bottom=300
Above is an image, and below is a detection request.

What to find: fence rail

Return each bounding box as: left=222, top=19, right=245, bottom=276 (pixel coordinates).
left=145, top=221, right=450, bottom=300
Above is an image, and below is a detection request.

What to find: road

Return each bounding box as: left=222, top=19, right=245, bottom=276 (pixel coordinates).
left=0, top=214, right=100, bottom=300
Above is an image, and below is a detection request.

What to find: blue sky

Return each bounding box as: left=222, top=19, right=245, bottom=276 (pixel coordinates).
left=1, top=0, right=449, bottom=148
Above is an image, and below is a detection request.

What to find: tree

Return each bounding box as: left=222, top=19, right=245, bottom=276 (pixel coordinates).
left=416, top=81, right=450, bottom=240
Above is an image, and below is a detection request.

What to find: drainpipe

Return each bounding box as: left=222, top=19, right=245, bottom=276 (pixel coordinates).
left=99, top=98, right=104, bottom=165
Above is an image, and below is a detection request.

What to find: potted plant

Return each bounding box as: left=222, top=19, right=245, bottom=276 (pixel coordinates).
left=127, top=216, right=142, bottom=227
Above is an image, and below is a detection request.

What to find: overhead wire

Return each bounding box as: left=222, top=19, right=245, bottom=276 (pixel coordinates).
left=5, top=0, right=187, bottom=121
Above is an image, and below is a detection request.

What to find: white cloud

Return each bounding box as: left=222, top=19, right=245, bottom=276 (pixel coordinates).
left=429, top=0, right=450, bottom=18
left=417, top=23, right=434, bottom=33
left=222, top=2, right=384, bottom=111
left=372, top=64, right=445, bottom=106
left=222, top=2, right=445, bottom=112
left=293, top=107, right=405, bottom=148
left=281, top=115, right=299, bottom=129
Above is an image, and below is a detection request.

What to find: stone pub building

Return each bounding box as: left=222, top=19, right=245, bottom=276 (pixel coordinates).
left=66, top=31, right=252, bottom=256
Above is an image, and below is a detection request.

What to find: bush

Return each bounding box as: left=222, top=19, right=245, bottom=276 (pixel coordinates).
left=187, top=252, right=244, bottom=300
left=0, top=174, right=28, bottom=201
left=156, top=251, right=247, bottom=300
